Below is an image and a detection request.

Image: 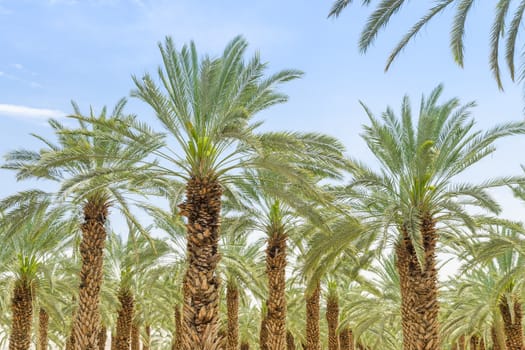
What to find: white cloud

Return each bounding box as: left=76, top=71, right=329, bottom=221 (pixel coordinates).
left=0, top=104, right=64, bottom=121
left=12, top=63, right=23, bottom=70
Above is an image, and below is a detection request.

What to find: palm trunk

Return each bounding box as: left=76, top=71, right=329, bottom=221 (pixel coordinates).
left=499, top=297, right=524, bottom=350
left=38, top=308, right=49, bottom=350
left=131, top=323, right=140, bottom=350
left=470, top=336, right=479, bottom=350
left=66, top=298, right=77, bottom=350
left=67, top=334, right=76, bottom=350
left=115, top=289, right=134, bottom=350
left=178, top=177, right=222, bottom=350
left=226, top=283, right=239, bottom=350
left=240, top=343, right=250, bottom=350
left=338, top=328, right=353, bottom=350
left=98, top=325, right=107, bottom=350
left=72, top=196, right=109, bottom=350
left=9, top=278, right=33, bottom=350
left=265, top=231, right=288, bottom=350
left=143, top=325, right=151, bottom=350
left=260, top=311, right=269, bottom=350
left=173, top=305, right=182, bottom=350
left=492, top=326, right=504, bottom=350
left=458, top=335, right=465, bottom=350
left=286, top=331, right=296, bottom=350
left=305, top=282, right=321, bottom=350
left=326, top=294, right=339, bottom=350
left=396, top=215, right=440, bottom=350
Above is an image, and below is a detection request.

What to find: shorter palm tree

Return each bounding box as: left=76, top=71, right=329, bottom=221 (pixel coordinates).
left=0, top=194, right=76, bottom=350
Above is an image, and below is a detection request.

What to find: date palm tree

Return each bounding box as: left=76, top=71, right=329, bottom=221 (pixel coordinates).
left=232, top=164, right=345, bottom=350
left=328, top=0, right=525, bottom=90
left=218, top=217, right=264, bottom=350
left=336, top=85, right=525, bottom=350
left=105, top=229, right=170, bottom=350
left=0, top=193, right=76, bottom=350
left=124, top=34, right=316, bottom=350
left=340, top=256, right=402, bottom=350
left=2, top=100, right=158, bottom=350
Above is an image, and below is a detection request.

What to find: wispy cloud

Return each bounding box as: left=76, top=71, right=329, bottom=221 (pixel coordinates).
left=0, top=104, right=64, bottom=121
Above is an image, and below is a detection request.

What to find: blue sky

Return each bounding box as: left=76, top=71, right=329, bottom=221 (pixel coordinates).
left=1, top=1, right=525, bottom=232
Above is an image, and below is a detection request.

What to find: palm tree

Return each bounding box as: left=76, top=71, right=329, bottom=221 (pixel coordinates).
left=125, top=34, right=316, bottom=350
left=328, top=0, right=525, bottom=90
left=340, top=256, right=402, bottom=350
left=232, top=165, right=344, bottom=350
left=218, top=217, right=264, bottom=350
left=337, top=85, right=525, bottom=350
left=3, top=101, right=156, bottom=350
left=464, top=224, right=525, bottom=350
left=0, top=194, right=76, bottom=350
left=325, top=281, right=339, bottom=350
left=105, top=230, right=170, bottom=350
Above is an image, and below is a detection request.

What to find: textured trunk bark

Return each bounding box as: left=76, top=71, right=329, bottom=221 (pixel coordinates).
left=286, top=331, right=296, bottom=350
left=131, top=324, right=140, bottom=350
left=115, top=289, right=134, bottom=350
left=226, top=283, right=239, bottom=350
left=326, top=294, right=339, bottom=350
left=470, top=335, right=479, bottom=350
left=8, top=279, right=33, bottom=350
left=98, top=325, right=107, bottom=350
left=266, top=231, right=288, bottom=350
left=66, top=334, right=75, bottom=350
left=66, top=299, right=77, bottom=350
left=338, top=328, right=353, bottom=350
left=178, top=177, right=222, bottom=350
left=499, top=297, right=524, bottom=350
left=260, top=312, right=269, bottom=350
left=458, top=335, right=465, bottom=350
left=305, top=282, right=321, bottom=350
left=72, top=197, right=109, bottom=350
left=492, top=326, right=504, bottom=350
left=173, top=305, right=182, bottom=350
left=396, top=215, right=440, bottom=350
left=240, top=343, right=249, bottom=350
left=143, top=325, right=151, bottom=350
left=38, top=308, right=49, bottom=350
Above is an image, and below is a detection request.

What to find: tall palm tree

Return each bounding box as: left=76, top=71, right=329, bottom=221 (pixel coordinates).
left=328, top=0, right=525, bottom=90
left=124, top=34, right=318, bottom=350
left=2, top=101, right=157, bottom=350
left=337, top=85, right=525, bottom=350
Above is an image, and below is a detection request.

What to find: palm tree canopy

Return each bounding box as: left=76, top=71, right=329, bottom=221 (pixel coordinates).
left=328, top=0, right=525, bottom=89
left=345, top=85, right=525, bottom=264
left=131, top=35, right=307, bottom=181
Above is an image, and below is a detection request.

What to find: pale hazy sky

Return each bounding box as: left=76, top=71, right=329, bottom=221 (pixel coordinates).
left=1, top=1, right=525, bottom=276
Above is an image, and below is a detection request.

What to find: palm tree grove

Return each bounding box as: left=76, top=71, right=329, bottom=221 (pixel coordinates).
left=4, top=1, right=525, bottom=350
